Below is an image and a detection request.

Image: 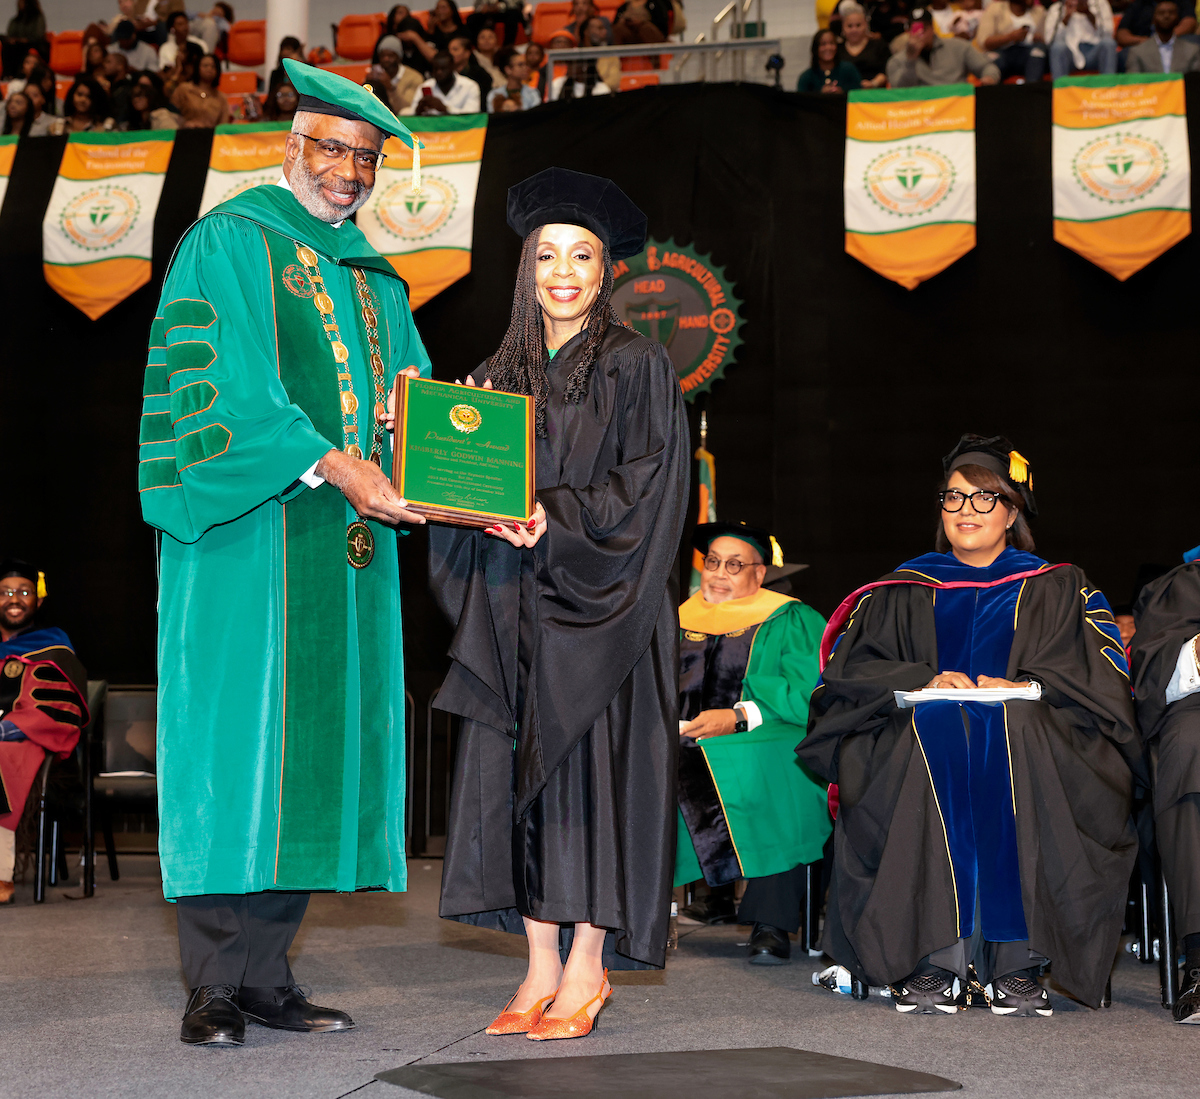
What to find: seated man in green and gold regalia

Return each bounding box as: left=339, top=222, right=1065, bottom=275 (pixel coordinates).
left=675, top=522, right=832, bottom=965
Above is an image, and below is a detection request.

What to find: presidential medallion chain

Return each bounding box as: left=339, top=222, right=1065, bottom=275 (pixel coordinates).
left=352, top=267, right=389, bottom=468
left=292, top=241, right=381, bottom=569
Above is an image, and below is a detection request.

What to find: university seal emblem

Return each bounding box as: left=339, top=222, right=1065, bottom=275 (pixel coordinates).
left=611, top=239, right=745, bottom=400
left=450, top=404, right=482, bottom=433
left=59, top=184, right=141, bottom=251
left=1072, top=132, right=1168, bottom=205
left=281, top=264, right=315, bottom=298
left=374, top=175, right=457, bottom=241
left=863, top=144, right=956, bottom=218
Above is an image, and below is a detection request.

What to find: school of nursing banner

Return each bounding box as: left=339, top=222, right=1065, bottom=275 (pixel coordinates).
left=844, top=85, right=976, bottom=290
left=0, top=135, right=17, bottom=217
left=198, top=121, right=292, bottom=217
left=42, top=131, right=174, bottom=320
left=1052, top=74, right=1190, bottom=281
left=357, top=114, right=486, bottom=310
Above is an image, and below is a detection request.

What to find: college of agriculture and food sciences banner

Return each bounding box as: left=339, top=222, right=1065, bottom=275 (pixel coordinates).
left=42, top=131, right=175, bottom=320
left=844, top=85, right=976, bottom=290
left=357, top=114, right=485, bottom=310
left=198, top=121, right=291, bottom=216
left=0, top=134, right=17, bottom=216
left=1052, top=74, right=1190, bottom=281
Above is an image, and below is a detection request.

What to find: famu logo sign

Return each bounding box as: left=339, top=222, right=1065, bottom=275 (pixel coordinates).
left=611, top=239, right=743, bottom=400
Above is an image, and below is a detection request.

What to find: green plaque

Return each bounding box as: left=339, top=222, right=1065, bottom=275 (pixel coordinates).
left=392, top=376, right=535, bottom=528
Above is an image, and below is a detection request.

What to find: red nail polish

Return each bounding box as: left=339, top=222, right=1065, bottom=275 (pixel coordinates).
left=511, top=522, right=521, bottom=532
left=527, top=519, right=536, bottom=530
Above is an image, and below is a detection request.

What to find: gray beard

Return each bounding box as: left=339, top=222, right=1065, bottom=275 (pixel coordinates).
left=290, top=149, right=373, bottom=223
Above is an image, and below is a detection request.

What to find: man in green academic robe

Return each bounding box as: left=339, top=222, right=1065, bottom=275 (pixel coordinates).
left=676, top=522, right=831, bottom=965
left=138, top=60, right=431, bottom=1047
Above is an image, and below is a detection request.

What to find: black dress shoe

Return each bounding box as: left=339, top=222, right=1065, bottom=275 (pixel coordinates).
left=747, top=923, right=792, bottom=965
left=1174, top=968, right=1200, bottom=1023
left=238, top=985, right=356, bottom=1032
left=681, top=890, right=738, bottom=925
left=181, top=985, right=245, bottom=1046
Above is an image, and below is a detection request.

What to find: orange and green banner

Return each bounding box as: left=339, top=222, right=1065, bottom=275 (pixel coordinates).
left=358, top=114, right=486, bottom=310
left=689, top=444, right=717, bottom=596
left=0, top=135, right=17, bottom=217
left=844, top=85, right=976, bottom=290
left=42, top=131, right=174, bottom=320
left=199, top=121, right=292, bottom=216
left=1052, top=74, right=1190, bottom=281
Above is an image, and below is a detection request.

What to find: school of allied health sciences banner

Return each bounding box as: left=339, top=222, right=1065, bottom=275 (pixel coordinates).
left=1052, top=74, right=1191, bottom=282
left=42, top=131, right=174, bottom=320
left=844, top=85, right=976, bottom=290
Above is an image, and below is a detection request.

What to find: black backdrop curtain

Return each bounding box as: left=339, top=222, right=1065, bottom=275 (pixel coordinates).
left=2, top=79, right=1198, bottom=685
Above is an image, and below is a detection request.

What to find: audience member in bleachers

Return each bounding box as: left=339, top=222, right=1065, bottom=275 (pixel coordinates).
left=262, top=78, right=298, bottom=122
left=583, top=15, right=621, bottom=88
left=803, top=435, right=1144, bottom=1018
left=799, top=28, right=863, bottom=90
left=23, top=78, right=56, bottom=134
left=379, top=4, right=434, bottom=76
left=172, top=51, right=229, bottom=128
left=922, top=0, right=960, bottom=36
left=549, top=42, right=612, bottom=98
left=465, top=0, right=525, bottom=49
left=367, top=34, right=424, bottom=114
left=160, top=10, right=208, bottom=71
left=82, top=39, right=110, bottom=79
left=268, top=36, right=305, bottom=93
left=524, top=40, right=549, bottom=96
left=835, top=0, right=911, bottom=43
left=837, top=2, right=890, bottom=86
left=62, top=76, right=113, bottom=133
left=449, top=33, right=493, bottom=95
left=99, top=50, right=136, bottom=119
left=1125, top=0, right=1200, bottom=67
left=2, top=0, right=47, bottom=79
left=615, top=0, right=671, bottom=36
left=565, top=0, right=614, bottom=42
left=3, top=47, right=37, bottom=93
left=0, top=560, right=88, bottom=909
left=488, top=45, right=541, bottom=110
left=975, top=0, right=1047, bottom=82
left=1045, top=0, right=1118, bottom=75
left=28, top=62, right=57, bottom=115
left=404, top=48, right=482, bottom=113
left=103, top=0, right=156, bottom=44
left=428, top=0, right=468, bottom=53
left=947, top=0, right=984, bottom=39
left=110, top=18, right=160, bottom=72
left=193, top=2, right=233, bottom=56
left=118, top=70, right=178, bottom=129
left=613, top=1, right=667, bottom=45
left=0, top=88, right=32, bottom=135
left=1118, top=0, right=1196, bottom=47
left=887, top=8, right=1000, bottom=84
left=163, top=39, right=203, bottom=100
left=473, top=23, right=504, bottom=85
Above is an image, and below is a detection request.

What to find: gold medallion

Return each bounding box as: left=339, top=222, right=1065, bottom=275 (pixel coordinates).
left=3, top=659, right=22, bottom=678
left=341, top=391, right=359, bottom=415
left=313, top=291, right=334, bottom=315
left=296, top=245, right=319, bottom=267
left=347, top=520, right=375, bottom=568
left=374, top=401, right=386, bottom=423
left=362, top=305, right=377, bottom=328
left=449, top=403, right=482, bottom=433
left=684, top=631, right=708, bottom=642
left=331, top=341, right=349, bottom=363
left=345, top=443, right=363, bottom=459
left=725, top=627, right=748, bottom=637
left=370, top=351, right=384, bottom=373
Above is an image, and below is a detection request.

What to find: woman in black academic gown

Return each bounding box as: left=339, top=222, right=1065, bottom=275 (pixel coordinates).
left=430, top=168, right=689, bottom=1040
left=801, top=434, right=1145, bottom=1018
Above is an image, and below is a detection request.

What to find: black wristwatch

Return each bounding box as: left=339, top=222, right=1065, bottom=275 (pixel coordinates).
left=733, top=705, right=748, bottom=733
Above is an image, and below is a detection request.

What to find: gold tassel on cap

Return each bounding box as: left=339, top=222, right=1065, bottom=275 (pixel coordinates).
left=769, top=536, right=784, bottom=569
left=37, top=571, right=46, bottom=599
left=410, top=138, right=422, bottom=194
left=1008, top=450, right=1031, bottom=487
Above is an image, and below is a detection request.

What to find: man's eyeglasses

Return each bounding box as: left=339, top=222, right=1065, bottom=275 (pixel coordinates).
left=296, top=133, right=387, bottom=172
left=939, top=490, right=1006, bottom=514
left=0, top=588, right=34, bottom=599
left=702, top=554, right=762, bottom=576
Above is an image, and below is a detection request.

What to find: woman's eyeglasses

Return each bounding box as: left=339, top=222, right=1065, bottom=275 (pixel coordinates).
left=939, top=489, right=1005, bottom=514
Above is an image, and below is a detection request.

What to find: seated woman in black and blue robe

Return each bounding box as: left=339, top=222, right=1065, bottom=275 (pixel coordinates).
left=800, top=434, right=1146, bottom=1017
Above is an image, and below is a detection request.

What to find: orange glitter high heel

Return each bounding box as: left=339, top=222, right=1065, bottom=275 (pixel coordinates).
left=485, top=989, right=557, bottom=1035
left=525, top=970, right=611, bottom=1041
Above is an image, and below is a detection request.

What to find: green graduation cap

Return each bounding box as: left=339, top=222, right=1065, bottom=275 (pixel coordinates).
left=282, top=57, right=424, bottom=190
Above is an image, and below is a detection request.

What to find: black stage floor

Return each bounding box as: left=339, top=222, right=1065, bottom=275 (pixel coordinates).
left=1, top=856, right=1193, bottom=1099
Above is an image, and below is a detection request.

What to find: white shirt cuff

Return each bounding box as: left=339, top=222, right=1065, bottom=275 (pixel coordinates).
left=299, top=460, right=325, bottom=489
left=735, top=700, right=763, bottom=731
left=1167, top=634, right=1200, bottom=705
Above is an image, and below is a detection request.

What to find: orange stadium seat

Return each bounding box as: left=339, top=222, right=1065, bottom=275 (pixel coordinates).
left=48, top=30, right=84, bottom=76
left=532, top=1, right=573, bottom=44
left=319, top=62, right=370, bottom=83
left=619, top=72, right=659, bottom=91
left=220, top=70, right=258, bottom=95
left=227, top=20, right=267, bottom=67
left=335, top=13, right=386, bottom=60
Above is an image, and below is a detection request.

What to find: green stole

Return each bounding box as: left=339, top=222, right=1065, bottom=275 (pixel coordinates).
left=260, top=225, right=397, bottom=890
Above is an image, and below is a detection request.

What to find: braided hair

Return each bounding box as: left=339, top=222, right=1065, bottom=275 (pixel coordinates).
left=485, top=227, right=620, bottom=437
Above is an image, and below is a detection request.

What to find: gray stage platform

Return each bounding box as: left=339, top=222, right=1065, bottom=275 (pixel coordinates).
left=1, top=856, right=1195, bottom=1099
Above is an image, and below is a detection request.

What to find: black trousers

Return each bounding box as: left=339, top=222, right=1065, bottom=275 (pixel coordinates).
left=1158, top=792, right=1200, bottom=940
left=176, top=892, right=309, bottom=989
left=737, top=863, right=805, bottom=934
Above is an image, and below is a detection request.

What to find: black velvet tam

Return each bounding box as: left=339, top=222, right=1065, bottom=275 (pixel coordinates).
left=506, top=167, right=647, bottom=260
left=943, top=432, right=1038, bottom=518
left=0, top=557, right=38, bottom=582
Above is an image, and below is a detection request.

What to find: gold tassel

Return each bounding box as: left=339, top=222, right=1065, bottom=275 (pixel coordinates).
left=1008, top=450, right=1030, bottom=485
left=410, top=137, right=422, bottom=195
left=769, top=536, right=784, bottom=569
left=37, top=571, right=46, bottom=599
